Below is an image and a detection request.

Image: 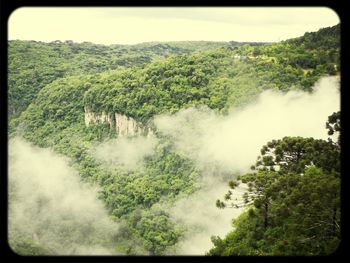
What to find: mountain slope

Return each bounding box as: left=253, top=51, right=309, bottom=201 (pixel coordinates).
left=8, top=24, right=340, bottom=255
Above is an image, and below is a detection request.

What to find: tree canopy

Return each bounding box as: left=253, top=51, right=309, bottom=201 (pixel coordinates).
left=8, top=24, right=340, bottom=255
left=210, top=112, right=341, bottom=256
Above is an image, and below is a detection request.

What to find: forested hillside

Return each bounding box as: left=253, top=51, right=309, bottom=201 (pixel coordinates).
left=8, top=24, right=340, bottom=256
left=8, top=39, right=263, bottom=119
left=8, top=40, right=200, bottom=118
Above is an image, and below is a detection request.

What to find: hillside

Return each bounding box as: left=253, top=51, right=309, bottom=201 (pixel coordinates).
left=9, top=23, right=339, bottom=119
left=9, top=39, right=268, bottom=119
left=8, top=24, right=340, bottom=256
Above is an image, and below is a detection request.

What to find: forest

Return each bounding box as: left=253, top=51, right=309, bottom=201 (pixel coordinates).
left=8, top=23, right=340, bottom=256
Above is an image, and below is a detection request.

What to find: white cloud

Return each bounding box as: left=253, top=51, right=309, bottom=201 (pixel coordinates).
left=155, top=76, right=340, bottom=255
left=7, top=76, right=340, bottom=255
left=166, top=181, right=248, bottom=255
left=8, top=138, right=121, bottom=255
left=154, top=76, right=340, bottom=174
left=93, top=135, right=158, bottom=171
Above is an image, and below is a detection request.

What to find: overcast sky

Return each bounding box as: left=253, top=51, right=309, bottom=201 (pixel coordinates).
left=8, top=7, right=340, bottom=45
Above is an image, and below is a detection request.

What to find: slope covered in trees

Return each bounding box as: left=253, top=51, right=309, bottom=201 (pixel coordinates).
left=9, top=40, right=245, bottom=118
left=8, top=24, right=340, bottom=255
left=9, top=23, right=339, bottom=119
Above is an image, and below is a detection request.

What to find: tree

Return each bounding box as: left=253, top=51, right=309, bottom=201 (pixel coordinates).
left=212, top=112, right=341, bottom=255
left=326, top=111, right=340, bottom=145
left=217, top=171, right=280, bottom=229
left=252, top=136, right=340, bottom=174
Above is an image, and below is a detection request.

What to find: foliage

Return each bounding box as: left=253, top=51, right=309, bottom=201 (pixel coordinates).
left=253, top=136, right=340, bottom=174
left=210, top=167, right=340, bottom=256
left=8, top=40, right=226, bottom=118
left=8, top=24, right=340, bottom=255
left=326, top=111, right=340, bottom=145
left=114, top=208, right=185, bottom=255
left=9, top=24, right=339, bottom=119
left=210, top=113, right=341, bottom=256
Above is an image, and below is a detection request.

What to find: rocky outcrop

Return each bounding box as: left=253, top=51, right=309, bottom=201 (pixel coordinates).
left=115, top=113, right=142, bottom=136
left=84, top=107, right=153, bottom=137
left=84, top=108, right=114, bottom=129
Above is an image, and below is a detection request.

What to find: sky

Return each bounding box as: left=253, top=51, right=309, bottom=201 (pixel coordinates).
left=8, top=7, right=340, bottom=45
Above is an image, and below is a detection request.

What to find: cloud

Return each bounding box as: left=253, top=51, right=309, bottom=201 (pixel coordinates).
left=93, top=135, right=158, bottom=171
left=7, top=76, right=340, bottom=255
left=8, top=137, right=121, bottom=255
left=154, top=76, right=340, bottom=254
left=166, top=182, right=248, bottom=255
left=154, top=76, right=340, bottom=174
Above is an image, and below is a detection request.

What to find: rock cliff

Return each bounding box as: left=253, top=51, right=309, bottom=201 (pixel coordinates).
left=84, top=107, right=153, bottom=137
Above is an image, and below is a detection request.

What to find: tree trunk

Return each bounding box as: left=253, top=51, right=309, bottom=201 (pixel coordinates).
left=264, top=201, right=269, bottom=228
left=332, top=208, right=336, bottom=235
left=332, top=201, right=338, bottom=236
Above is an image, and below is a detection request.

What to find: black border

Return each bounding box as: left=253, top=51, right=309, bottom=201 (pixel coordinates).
left=1, top=1, right=348, bottom=262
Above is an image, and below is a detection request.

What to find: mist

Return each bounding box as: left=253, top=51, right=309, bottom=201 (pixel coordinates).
left=165, top=181, right=248, bottom=255
left=93, top=135, right=158, bottom=171
left=154, top=76, right=340, bottom=174
left=8, top=138, right=121, bottom=255
left=153, top=76, right=340, bottom=254
left=8, top=76, right=339, bottom=256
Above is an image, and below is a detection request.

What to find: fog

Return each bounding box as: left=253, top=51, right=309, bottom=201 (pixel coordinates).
left=165, top=180, right=248, bottom=255
left=8, top=76, right=339, bottom=255
left=8, top=138, right=121, bottom=255
left=153, top=76, right=340, bottom=254
left=93, top=135, right=158, bottom=171
left=154, top=76, right=340, bottom=174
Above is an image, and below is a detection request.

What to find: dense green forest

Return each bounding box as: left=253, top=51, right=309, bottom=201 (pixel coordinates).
left=8, top=39, right=266, bottom=119
left=212, top=131, right=340, bottom=255
left=8, top=24, right=340, bottom=255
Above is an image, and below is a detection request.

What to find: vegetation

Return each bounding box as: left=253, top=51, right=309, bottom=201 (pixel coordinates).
left=210, top=111, right=340, bottom=255
left=8, top=40, right=235, bottom=119
left=8, top=24, right=340, bottom=255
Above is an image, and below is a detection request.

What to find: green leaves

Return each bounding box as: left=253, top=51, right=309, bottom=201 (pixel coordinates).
left=326, top=111, right=340, bottom=144
left=211, top=167, right=340, bottom=255
left=210, top=111, right=341, bottom=255
left=216, top=199, right=226, bottom=209
left=8, top=24, right=340, bottom=255
left=255, top=136, right=340, bottom=174
left=228, top=180, right=239, bottom=189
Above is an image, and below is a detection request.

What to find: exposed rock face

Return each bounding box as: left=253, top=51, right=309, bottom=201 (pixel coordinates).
left=115, top=113, right=141, bottom=136
left=84, top=107, right=153, bottom=137
left=84, top=108, right=114, bottom=129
